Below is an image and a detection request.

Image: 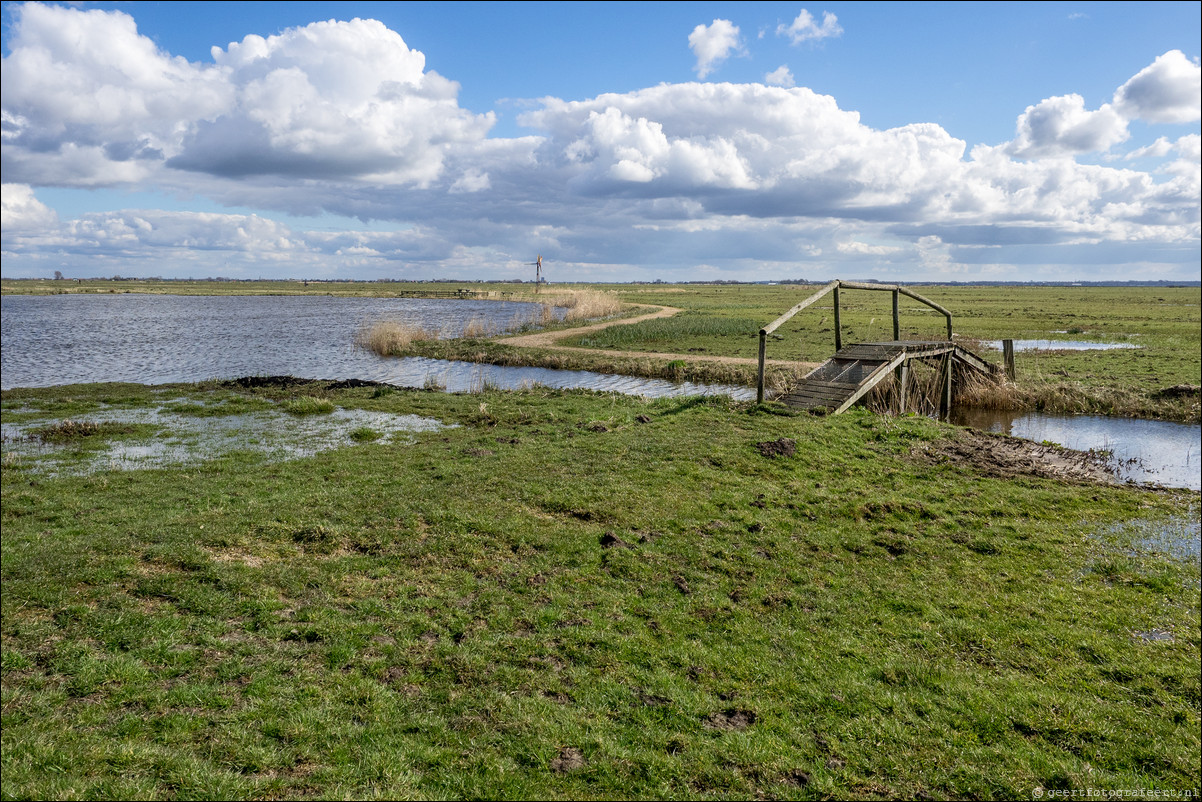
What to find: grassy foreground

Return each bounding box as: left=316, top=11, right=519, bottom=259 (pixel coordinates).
left=2, top=381, right=1198, bottom=800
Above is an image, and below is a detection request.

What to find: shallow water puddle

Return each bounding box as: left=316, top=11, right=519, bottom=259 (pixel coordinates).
left=1099, top=510, right=1201, bottom=562
left=0, top=402, right=450, bottom=475
left=978, top=339, right=1140, bottom=351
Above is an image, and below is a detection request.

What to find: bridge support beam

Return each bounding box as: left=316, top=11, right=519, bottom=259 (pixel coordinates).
left=939, top=352, right=953, bottom=420
left=833, top=285, right=842, bottom=352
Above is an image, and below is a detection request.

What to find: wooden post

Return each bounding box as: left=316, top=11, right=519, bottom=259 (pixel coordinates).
left=897, top=360, right=908, bottom=414
left=939, top=352, right=952, bottom=420
left=833, top=285, right=842, bottom=352
left=892, top=289, right=900, bottom=341
left=1002, top=339, right=1016, bottom=381
left=757, top=329, right=767, bottom=403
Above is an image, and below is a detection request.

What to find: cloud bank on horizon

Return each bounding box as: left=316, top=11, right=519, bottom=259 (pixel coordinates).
left=1, top=2, right=1199, bottom=282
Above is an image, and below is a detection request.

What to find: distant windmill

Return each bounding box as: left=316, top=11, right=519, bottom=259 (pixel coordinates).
left=526, top=254, right=544, bottom=293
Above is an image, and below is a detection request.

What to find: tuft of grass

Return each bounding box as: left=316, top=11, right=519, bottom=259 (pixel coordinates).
left=30, top=419, right=106, bottom=441
left=281, top=396, right=335, bottom=415
left=460, top=316, right=495, bottom=339
left=348, top=426, right=381, bottom=442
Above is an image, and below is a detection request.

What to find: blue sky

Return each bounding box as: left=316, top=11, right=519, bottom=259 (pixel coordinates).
left=2, top=1, right=1199, bottom=282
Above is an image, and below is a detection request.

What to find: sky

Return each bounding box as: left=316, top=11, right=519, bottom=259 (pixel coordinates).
left=2, top=1, right=1199, bottom=283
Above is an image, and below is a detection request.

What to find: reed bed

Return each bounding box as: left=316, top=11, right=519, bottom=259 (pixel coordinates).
left=354, top=320, right=435, bottom=355
left=356, top=290, right=627, bottom=357
left=862, top=365, right=1200, bottom=421
left=538, top=289, right=625, bottom=321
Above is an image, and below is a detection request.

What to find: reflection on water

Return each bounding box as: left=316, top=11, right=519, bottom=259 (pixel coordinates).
left=952, top=408, right=1201, bottom=490
left=0, top=294, right=753, bottom=399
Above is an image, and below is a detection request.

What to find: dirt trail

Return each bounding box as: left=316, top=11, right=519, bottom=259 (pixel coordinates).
left=499, top=304, right=815, bottom=370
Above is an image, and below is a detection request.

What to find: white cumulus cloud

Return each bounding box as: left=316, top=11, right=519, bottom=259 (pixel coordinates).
left=1, top=184, right=59, bottom=231
left=777, top=9, right=843, bottom=45
left=0, top=4, right=494, bottom=188
left=688, top=19, right=742, bottom=78
left=1, top=5, right=1196, bottom=283
left=1113, top=50, right=1201, bottom=125
left=1003, top=51, right=1202, bottom=161
left=765, top=66, right=796, bottom=87
left=1005, top=95, right=1129, bottom=159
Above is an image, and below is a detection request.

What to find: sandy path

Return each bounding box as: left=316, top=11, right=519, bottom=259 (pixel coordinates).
left=498, top=304, right=816, bottom=369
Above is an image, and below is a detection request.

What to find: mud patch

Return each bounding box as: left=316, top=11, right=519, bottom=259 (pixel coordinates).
left=550, top=747, right=586, bottom=772
left=224, top=375, right=314, bottom=390
left=702, top=708, right=757, bottom=731
left=756, top=438, right=796, bottom=458
left=599, top=532, right=631, bottom=549
left=1156, top=384, right=1200, bottom=398
left=785, top=770, right=813, bottom=787
left=915, top=428, right=1117, bottom=485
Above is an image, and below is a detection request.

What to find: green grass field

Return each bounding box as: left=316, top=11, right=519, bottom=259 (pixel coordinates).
left=2, top=380, right=1199, bottom=800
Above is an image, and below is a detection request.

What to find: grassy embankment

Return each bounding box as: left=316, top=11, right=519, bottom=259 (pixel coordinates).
left=2, top=379, right=1198, bottom=799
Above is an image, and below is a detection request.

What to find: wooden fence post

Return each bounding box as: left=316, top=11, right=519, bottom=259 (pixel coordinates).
left=1003, top=339, right=1016, bottom=381
left=833, top=285, right=842, bottom=352
left=892, top=289, right=900, bottom=341
left=757, top=330, right=767, bottom=403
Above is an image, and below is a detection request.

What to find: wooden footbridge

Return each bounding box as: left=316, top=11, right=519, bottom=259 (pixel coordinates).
left=756, top=280, right=1003, bottom=416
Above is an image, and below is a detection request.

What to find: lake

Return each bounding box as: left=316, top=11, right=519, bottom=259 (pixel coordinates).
left=0, top=293, right=753, bottom=399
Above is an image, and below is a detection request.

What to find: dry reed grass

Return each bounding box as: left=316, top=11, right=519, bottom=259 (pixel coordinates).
left=539, top=289, right=625, bottom=321
left=355, top=321, right=435, bottom=355
left=461, top=316, right=494, bottom=338
left=357, top=291, right=625, bottom=357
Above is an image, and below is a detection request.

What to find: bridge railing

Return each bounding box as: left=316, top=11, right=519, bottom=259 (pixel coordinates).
left=757, top=280, right=953, bottom=403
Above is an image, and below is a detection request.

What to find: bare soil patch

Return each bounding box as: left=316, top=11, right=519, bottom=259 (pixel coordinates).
left=550, top=747, right=586, bottom=772
left=703, top=708, right=757, bottom=731
left=915, top=428, right=1118, bottom=485
left=757, top=438, right=796, bottom=458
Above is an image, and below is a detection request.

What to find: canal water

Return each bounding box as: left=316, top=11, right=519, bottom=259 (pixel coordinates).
left=951, top=408, right=1200, bottom=491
